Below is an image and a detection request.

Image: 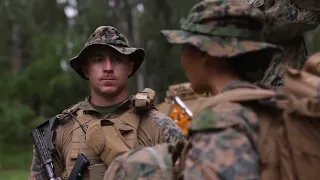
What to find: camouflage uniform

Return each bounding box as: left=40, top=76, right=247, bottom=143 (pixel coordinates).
left=243, top=0, right=320, bottom=88
left=104, top=1, right=281, bottom=180
left=29, top=26, right=184, bottom=180
left=105, top=143, right=175, bottom=180
left=181, top=81, right=262, bottom=180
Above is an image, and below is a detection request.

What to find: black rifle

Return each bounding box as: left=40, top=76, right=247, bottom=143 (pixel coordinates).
left=31, top=117, right=90, bottom=180
left=69, top=153, right=90, bottom=180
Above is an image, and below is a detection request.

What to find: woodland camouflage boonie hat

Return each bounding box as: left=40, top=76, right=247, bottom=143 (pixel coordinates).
left=160, top=0, right=282, bottom=58
left=254, top=0, right=320, bottom=42
left=70, top=26, right=145, bottom=79
left=236, top=0, right=320, bottom=42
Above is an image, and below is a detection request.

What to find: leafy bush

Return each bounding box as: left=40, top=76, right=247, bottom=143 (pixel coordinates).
left=0, top=100, right=44, bottom=146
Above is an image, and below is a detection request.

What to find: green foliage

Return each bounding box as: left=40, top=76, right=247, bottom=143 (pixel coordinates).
left=0, top=0, right=196, bottom=171
left=0, top=170, right=29, bottom=180
left=0, top=0, right=318, bottom=173
left=0, top=100, right=44, bottom=145
left=0, top=147, right=32, bottom=170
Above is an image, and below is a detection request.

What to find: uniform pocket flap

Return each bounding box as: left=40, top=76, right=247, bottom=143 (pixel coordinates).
left=86, top=121, right=106, bottom=155
left=119, top=125, right=134, bottom=140
left=115, top=123, right=134, bottom=134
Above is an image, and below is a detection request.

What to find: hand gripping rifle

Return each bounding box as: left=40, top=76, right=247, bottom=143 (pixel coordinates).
left=31, top=117, right=90, bottom=180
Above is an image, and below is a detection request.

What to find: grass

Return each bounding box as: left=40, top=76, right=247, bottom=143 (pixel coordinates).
left=0, top=144, right=33, bottom=180
left=0, top=147, right=32, bottom=169
left=0, top=170, right=29, bottom=180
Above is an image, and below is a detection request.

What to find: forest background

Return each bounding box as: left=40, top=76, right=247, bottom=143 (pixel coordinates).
left=0, top=0, right=319, bottom=179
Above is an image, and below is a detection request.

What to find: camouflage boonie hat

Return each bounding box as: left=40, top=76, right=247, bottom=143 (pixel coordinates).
left=70, top=26, right=145, bottom=79
left=254, top=0, right=320, bottom=42
left=160, top=0, right=281, bottom=58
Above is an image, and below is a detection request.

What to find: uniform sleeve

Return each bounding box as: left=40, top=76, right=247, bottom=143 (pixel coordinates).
left=147, top=109, right=186, bottom=143
left=29, top=117, right=73, bottom=180
left=29, top=147, right=47, bottom=180
left=104, top=143, right=173, bottom=180
left=183, top=102, right=260, bottom=180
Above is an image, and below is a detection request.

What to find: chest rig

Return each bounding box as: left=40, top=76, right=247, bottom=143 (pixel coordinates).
left=61, top=88, right=156, bottom=180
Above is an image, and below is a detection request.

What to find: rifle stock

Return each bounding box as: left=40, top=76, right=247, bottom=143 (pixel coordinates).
left=31, top=117, right=90, bottom=180
left=31, top=117, right=61, bottom=180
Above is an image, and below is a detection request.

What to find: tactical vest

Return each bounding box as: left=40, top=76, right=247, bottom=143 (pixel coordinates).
left=174, top=53, right=320, bottom=180
left=57, top=88, right=157, bottom=180
left=61, top=107, right=140, bottom=180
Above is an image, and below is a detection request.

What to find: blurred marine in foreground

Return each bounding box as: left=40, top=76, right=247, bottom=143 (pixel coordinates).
left=105, top=0, right=320, bottom=179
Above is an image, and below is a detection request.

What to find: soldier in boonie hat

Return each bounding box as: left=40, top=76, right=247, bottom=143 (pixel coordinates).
left=160, top=0, right=282, bottom=93
left=29, top=26, right=186, bottom=180
left=70, top=26, right=145, bottom=79
left=160, top=0, right=280, bottom=58
left=159, top=1, right=283, bottom=179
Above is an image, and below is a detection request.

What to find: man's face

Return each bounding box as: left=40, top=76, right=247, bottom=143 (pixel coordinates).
left=83, top=46, right=134, bottom=98
left=180, top=44, right=210, bottom=94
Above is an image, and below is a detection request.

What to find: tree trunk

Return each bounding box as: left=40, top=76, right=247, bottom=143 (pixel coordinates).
left=11, top=23, right=21, bottom=73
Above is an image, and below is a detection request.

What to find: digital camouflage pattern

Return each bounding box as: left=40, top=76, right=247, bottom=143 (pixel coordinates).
left=183, top=52, right=320, bottom=180
left=231, top=0, right=320, bottom=42
left=148, top=110, right=186, bottom=143
left=30, top=148, right=47, bottom=180
left=239, top=0, right=320, bottom=88
left=182, top=81, right=260, bottom=179
left=161, top=0, right=281, bottom=58
left=183, top=104, right=259, bottom=179
left=258, top=0, right=320, bottom=42
left=262, top=36, right=307, bottom=87
left=104, top=143, right=174, bottom=180
left=69, top=26, right=145, bottom=79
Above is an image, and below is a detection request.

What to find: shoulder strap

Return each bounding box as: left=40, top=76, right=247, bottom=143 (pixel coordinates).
left=56, top=102, right=81, bottom=123
left=194, top=88, right=276, bottom=117
left=133, top=88, right=156, bottom=110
